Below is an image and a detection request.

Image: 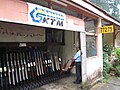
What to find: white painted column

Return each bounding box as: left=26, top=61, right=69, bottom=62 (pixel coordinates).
left=80, top=31, right=87, bottom=87
left=97, top=17, right=103, bottom=73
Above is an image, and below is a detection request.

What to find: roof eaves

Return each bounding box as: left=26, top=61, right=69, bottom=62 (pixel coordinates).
left=83, top=0, right=120, bottom=24
left=68, top=0, right=120, bottom=26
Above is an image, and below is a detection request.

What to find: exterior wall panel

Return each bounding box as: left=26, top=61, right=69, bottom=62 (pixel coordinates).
left=0, top=0, right=28, bottom=22
left=66, top=15, right=85, bottom=32
left=0, top=0, right=85, bottom=32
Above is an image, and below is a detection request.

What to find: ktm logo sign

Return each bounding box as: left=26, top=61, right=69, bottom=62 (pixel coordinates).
left=28, top=3, right=66, bottom=29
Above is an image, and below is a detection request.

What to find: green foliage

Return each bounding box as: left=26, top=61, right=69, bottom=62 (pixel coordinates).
left=90, top=0, right=110, bottom=12
left=113, top=48, right=120, bottom=76
left=103, top=44, right=113, bottom=55
left=103, top=44, right=114, bottom=79
left=116, top=48, right=120, bottom=61
left=103, top=51, right=112, bottom=79
left=90, top=0, right=120, bottom=21
left=115, top=65, right=120, bottom=75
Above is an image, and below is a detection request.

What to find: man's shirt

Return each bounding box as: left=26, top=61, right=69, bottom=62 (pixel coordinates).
left=73, top=50, right=81, bottom=62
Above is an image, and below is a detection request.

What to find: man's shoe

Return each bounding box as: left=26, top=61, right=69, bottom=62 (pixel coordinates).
left=73, top=81, right=76, bottom=83
left=76, top=81, right=80, bottom=84
left=73, top=81, right=80, bottom=84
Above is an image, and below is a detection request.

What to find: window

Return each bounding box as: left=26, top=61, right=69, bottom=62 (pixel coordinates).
left=85, top=20, right=96, bottom=33
left=85, top=19, right=97, bottom=57
left=86, top=35, right=96, bottom=57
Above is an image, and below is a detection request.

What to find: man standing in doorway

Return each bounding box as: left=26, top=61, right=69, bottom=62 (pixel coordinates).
left=70, top=47, right=82, bottom=84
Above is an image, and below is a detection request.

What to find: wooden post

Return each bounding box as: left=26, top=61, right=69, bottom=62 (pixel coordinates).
left=113, top=25, right=115, bottom=47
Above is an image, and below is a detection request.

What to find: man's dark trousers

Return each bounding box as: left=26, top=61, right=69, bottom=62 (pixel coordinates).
left=75, top=62, right=81, bottom=83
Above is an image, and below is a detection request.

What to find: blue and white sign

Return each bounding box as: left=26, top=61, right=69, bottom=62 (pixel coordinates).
left=28, top=3, right=66, bottom=29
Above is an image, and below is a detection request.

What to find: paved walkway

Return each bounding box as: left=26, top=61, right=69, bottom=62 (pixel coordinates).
left=90, top=77, right=120, bottom=90
left=33, top=76, right=120, bottom=90
left=33, top=75, right=82, bottom=90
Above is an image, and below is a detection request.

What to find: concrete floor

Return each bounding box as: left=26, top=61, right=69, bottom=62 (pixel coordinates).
left=90, top=77, right=120, bottom=90
left=33, top=75, right=120, bottom=90
left=33, top=75, right=82, bottom=90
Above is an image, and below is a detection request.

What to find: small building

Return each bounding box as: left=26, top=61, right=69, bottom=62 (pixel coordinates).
left=0, top=0, right=120, bottom=89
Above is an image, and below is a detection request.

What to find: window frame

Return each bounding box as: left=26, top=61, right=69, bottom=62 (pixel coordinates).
left=85, top=19, right=98, bottom=58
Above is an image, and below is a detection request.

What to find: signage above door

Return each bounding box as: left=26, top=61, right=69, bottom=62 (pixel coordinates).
left=28, top=3, right=66, bottom=30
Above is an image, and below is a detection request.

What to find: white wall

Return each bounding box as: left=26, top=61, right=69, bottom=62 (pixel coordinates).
left=86, top=57, right=102, bottom=83
left=86, top=18, right=103, bottom=84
